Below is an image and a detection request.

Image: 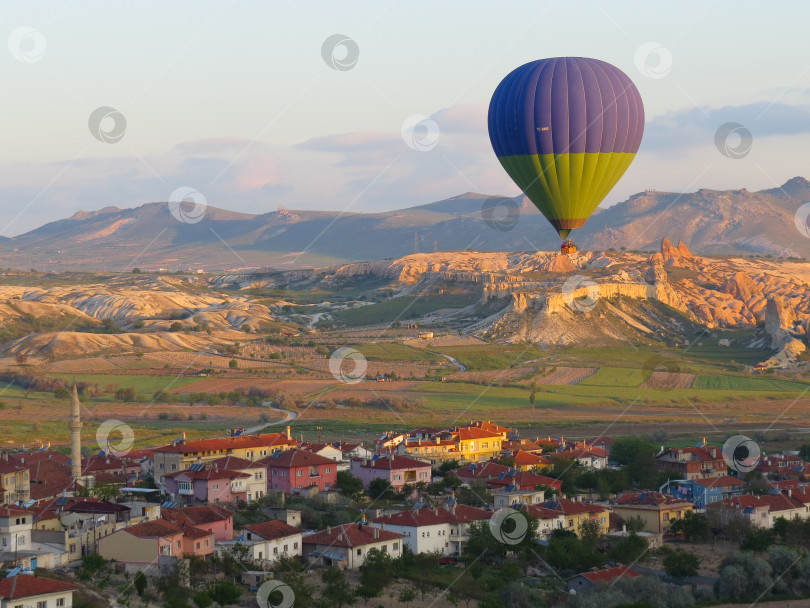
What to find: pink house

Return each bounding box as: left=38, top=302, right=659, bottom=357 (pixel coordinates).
left=258, top=448, right=338, bottom=493
left=350, top=454, right=432, bottom=490
left=162, top=505, right=234, bottom=542
left=164, top=464, right=251, bottom=505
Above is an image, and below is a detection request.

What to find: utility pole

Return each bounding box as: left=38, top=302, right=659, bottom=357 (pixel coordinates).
left=316, top=426, right=323, bottom=443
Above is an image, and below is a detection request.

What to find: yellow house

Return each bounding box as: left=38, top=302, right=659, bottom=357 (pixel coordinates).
left=153, top=430, right=298, bottom=484
left=611, top=492, right=694, bottom=533
left=451, top=425, right=510, bottom=462
left=545, top=498, right=610, bottom=536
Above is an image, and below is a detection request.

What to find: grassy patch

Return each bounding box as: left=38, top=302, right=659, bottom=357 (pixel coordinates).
left=693, top=375, right=810, bottom=391
left=350, top=342, right=442, bottom=362
left=332, top=293, right=478, bottom=326
left=434, top=344, right=545, bottom=371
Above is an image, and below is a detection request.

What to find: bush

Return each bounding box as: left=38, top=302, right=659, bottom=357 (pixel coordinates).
left=229, top=359, right=238, bottom=369
left=663, top=549, right=700, bottom=579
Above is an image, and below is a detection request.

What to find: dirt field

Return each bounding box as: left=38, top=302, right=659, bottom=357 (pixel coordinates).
left=640, top=370, right=697, bottom=389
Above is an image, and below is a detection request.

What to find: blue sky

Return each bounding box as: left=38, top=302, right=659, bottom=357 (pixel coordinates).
left=1, top=0, right=809, bottom=235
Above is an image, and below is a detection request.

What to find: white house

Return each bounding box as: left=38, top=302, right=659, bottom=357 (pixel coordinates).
left=302, top=444, right=346, bottom=470
left=302, top=523, right=404, bottom=569
left=221, top=520, right=302, bottom=566
left=492, top=486, right=546, bottom=508
left=0, top=505, right=32, bottom=553
left=0, top=575, right=77, bottom=608
left=210, top=456, right=267, bottom=503
left=371, top=502, right=492, bottom=555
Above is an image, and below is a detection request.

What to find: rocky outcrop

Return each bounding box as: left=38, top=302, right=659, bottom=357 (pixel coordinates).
left=661, top=237, right=696, bottom=267
left=540, top=255, right=576, bottom=273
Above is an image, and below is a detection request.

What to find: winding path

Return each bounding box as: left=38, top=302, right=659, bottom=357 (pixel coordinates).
left=439, top=353, right=466, bottom=372
left=242, top=401, right=299, bottom=434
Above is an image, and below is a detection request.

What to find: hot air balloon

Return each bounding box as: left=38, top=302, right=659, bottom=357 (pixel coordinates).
left=488, top=57, right=644, bottom=254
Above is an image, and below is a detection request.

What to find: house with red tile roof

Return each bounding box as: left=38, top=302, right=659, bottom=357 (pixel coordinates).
left=0, top=505, right=32, bottom=554
left=162, top=505, right=233, bottom=542
left=208, top=455, right=267, bottom=502
left=220, top=520, right=302, bottom=565
left=259, top=448, right=338, bottom=494
left=664, top=475, right=746, bottom=508
left=611, top=491, right=694, bottom=533
left=350, top=454, right=431, bottom=491
left=0, top=459, right=30, bottom=505
left=164, top=465, right=251, bottom=506
left=707, top=495, right=772, bottom=528
left=98, top=518, right=213, bottom=574
left=568, top=565, right=640, bottom=591
left=451, top=461, right=562, bottom=493
left=656, top=444, right=727, bottom=479
left=553, top=444, right=609, bottom=469
left=0, top=575, right=77, bottom=608
left=508, top=450, right=553, bottom=471
left=302, top=523, right=405, bottom=569
left=757, top=491, right=808, bottom=522
left=153, top=431, right=298, bottom=484
left=371, top=502, right=492, bottom=555
left=536, top=498, right=610, bottom=536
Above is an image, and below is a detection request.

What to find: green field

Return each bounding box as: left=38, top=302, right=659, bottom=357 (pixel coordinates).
left=578, top=367, right=647, bottom=387
left=51, top=374, right=202, bottom=393
left=332, top=293, right=478, bottom=326
left=434, top=344, right=546, bottom=370
left=352, top=342, right=442, bottom=362
left=693, top=375, right=810, bottom=391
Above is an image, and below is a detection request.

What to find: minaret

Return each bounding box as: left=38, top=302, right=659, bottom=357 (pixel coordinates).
left=68, top=385, right=82, bottom=481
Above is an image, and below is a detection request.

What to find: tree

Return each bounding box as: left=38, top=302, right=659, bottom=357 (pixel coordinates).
left=608, top=532, right=648, bottom=564
left=715, top=552, right=773, bottom=601
left=132, top=268, right=142, bottom=274
left=368, top=478, right=395, bottom=501
left=133, top=570, right=147, bottom=596
left=321, top=568, right=355, bottom=608
left=229, top=359, right=238, bottom=369
left=663, top=549, right=700, bottom=579
left=455, top=479, right=493, bottom=507
left=610, top=437, right=659, bottom=487
left=668, top=511, right=708, bottom=542
left=193, top=591, right=212, bottom=608
left=54, top=387, right=70, bottom=399
left=740, top=528, right=774, bottom=553
left=336, top=471, right=365, bottom=502
left=354, top=585, right=379, bottom=606
left=359, top=547, right=393, bottom=592
left=398, top=587, right=417, bottom=606
left=208, top=581, right=242, bottom=607
left=170, top=321, right=183, bottom=332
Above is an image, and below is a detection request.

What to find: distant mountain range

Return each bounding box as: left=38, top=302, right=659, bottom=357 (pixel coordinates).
left=4, top=177, right=810, bottom=272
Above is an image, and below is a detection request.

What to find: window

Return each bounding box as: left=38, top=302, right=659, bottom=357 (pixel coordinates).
left=356, top=549, right=361, bottom=556
left=247, top=533, right=252, bottom=540
left=18, top=536, right=25, bottom=545
left=393, top=542, right=399, bottom=551
left=568, top=519, right=574, bottom=528
left=273, top=470, right=277, bottom=476
left=196, top=542, right=200, bottom=550
left=325, top=467, right=331, bottom=473
left=293, top=542, right=298, bottom=549
left=37, top=601, right=47, bottom=608
left=171, top=464, right=178, bottom=470
left=283, top=544, right=288, bottom=552
left=663, top=513, right=670, bottom=521
left=259, top=551, right=263, bottom=559
left=382, top=544, right=388, bottom=552
left=205, top=540, right=209, bottom=547
left=273, top=547, right=278, bottom=555
left=57, top=600, right=66, bottom=608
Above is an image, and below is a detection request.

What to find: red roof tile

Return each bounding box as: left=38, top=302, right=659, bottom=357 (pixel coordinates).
left=259, top=448, right=338, bottom=469
left=155, top=432, right=298, bottom=454
left=0, top=575, right=77, bottom=599
left=125, top=519, right=183, bottom=539
left=373, top=504, right=492, bottom=527
left=614, top=492, right=693, bottom=507
left=353, top=454, right=430, bottom=471
left=304, top=523, right=404, bottom=548
left=692, top=475, right=746, bottom=488
left=244, top=520, right=301, bottom=541
left=162, top=505, right=233, bottom=527
left=577, top=566, right=640, bottom=584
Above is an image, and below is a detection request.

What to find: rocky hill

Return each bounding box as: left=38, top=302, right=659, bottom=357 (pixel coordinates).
left=3, top=178, right=810, bottom=271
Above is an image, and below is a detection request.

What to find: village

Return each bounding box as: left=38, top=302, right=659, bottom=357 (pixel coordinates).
left=2, top=388, right=810, bottom=607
